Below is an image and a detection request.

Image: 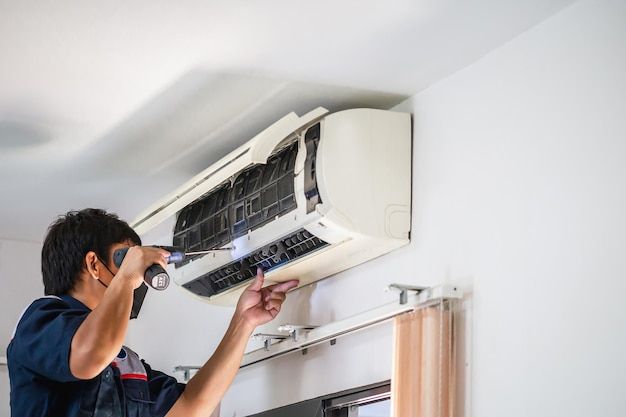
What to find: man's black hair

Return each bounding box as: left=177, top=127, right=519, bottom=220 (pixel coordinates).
left=41, top=208, right=141, bottom=295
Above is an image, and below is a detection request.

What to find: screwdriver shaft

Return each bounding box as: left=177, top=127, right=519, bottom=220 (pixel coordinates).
left=185, top=248, right=233, bottom=255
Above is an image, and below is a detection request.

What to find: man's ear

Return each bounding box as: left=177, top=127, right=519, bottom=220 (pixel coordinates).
left=84, top=251, right=100, bottom=281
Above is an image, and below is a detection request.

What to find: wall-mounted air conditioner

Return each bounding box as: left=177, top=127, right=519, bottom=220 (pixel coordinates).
left=132, top=107, right=412, bottom=305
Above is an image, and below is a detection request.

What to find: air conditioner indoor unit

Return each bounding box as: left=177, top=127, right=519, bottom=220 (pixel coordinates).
left=132, top=107, right=412, bottom=305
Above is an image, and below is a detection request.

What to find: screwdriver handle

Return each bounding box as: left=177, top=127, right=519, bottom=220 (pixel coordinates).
left=112, top=247, right=171, bottom=291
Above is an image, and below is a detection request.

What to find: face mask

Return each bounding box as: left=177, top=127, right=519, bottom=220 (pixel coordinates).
left=98, top=260, right=148, bottom=320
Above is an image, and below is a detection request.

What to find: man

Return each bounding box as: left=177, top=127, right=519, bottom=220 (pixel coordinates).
left=7, top=208, right=298, bottom=417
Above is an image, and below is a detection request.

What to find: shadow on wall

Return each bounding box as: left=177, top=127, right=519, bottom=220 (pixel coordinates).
left=68, top=70, right=408, bottom=182
left=0, top=118, right=52, bottom=149
left=456, top=292, right=473, bottom=417
left=288, top=283, right=329, bottom=327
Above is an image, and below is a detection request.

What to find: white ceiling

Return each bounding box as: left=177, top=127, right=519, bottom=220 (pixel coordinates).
left=0, top=0, right=575, bottom=242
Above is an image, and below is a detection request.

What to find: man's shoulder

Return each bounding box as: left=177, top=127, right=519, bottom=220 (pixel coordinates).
left=27, top=295, right=67, bottom=310
left=12, top=296, right=66, bottom=334
left=11, top=295, right=87, bottom=341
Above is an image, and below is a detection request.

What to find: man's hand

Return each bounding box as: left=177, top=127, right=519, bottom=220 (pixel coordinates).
left=115, top=246, right=170, bottom=289
left=235, top=268, right=299, bottom=329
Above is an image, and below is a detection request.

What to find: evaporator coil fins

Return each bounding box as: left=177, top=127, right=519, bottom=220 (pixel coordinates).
left=173, top=141, right=300, bottom=267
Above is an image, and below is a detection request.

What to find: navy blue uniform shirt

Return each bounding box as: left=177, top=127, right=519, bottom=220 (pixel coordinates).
left=7, top=295, right=184, bottom=417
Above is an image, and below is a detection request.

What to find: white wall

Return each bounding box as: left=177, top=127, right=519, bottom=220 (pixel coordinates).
left=0, top=239, right=43, bottom=417
left=396, top=1, right=626, bottom=415
left=129, top=1, right=626, bottom=416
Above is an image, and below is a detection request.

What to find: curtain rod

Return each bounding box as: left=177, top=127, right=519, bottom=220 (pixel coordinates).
left=174, top=285, right=461, bottom=380
left=240, top=284, right=461, bottom=369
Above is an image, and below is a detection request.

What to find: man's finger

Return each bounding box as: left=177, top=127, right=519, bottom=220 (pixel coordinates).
left=264, top=299, right=283, bottom=311
left=149, top=248, right=170, bottom=268
left=260, top=287, right=272, bottom=300
left=156, top=248, right=171, bottom=258
left=247, top=267, right=265, bottom=291
left=152, top=253, right=169, bottom=269
left=264, top=292, right=286, bottom=303
left=266, top=279, right=299, bottom=293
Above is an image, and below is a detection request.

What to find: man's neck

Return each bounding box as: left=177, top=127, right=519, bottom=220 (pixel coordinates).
left=68, top=281, right=100, bottom=310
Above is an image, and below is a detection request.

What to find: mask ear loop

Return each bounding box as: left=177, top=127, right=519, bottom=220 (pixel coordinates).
left=96, top=258, right=116, bottom=289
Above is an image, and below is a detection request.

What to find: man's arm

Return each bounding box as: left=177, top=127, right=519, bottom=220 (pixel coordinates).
left=70, top=246, right=169, bottom=379
left=166, top=269, right=298, bottom=417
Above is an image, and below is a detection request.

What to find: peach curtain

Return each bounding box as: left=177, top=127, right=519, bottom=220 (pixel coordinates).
left=391, top=300, right=457, bottom=417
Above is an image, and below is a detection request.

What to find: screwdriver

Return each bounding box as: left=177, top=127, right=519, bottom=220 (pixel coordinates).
left=113, top=245, right=235, bottom=291
left=164, top=246, right=235, bottom=263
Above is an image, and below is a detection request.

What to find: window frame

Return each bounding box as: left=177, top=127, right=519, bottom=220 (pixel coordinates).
left=245, top=381, right=390, bottom=417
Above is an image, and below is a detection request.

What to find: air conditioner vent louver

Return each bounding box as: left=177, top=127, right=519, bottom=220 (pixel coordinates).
left=182, top=228, right=329, bottom=298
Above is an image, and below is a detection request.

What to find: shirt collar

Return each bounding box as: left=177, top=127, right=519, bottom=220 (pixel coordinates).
left=60, top=294, right=92, bottom=312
